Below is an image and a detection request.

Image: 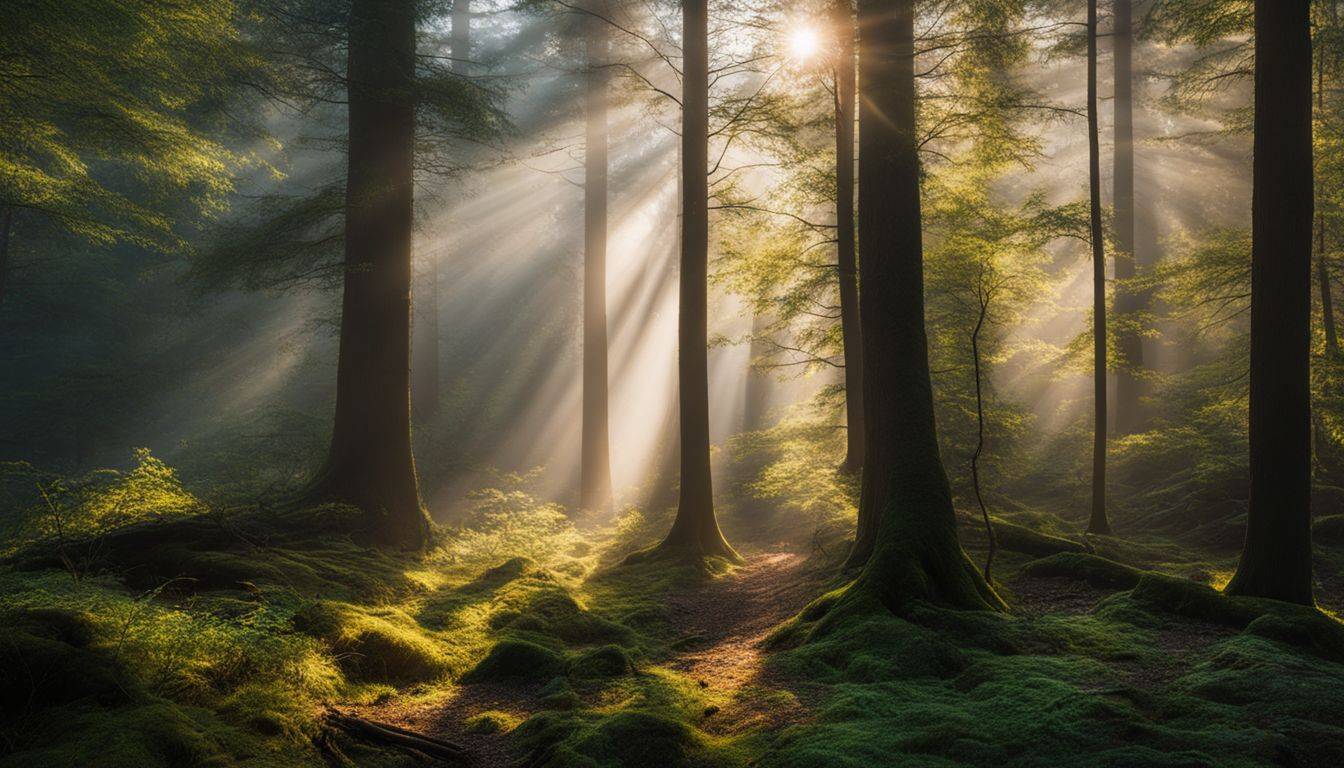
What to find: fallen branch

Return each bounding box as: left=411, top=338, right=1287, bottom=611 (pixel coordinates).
left=324, top=709, right=469, bottom=765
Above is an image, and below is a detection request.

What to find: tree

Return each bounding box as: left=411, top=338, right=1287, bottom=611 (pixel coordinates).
left=642, top=0, right=737, bottom=561
left=1112, top=0, right=1145, bottom=433
left=304, top=0, right=429, bottom=550
left=834, top=0, right=865, bottom=475
left=1225, top=0, right=1314, bottom=604
left=841, top=0, right=1000, bottom=609
left=1086, top=0, right=1111, bottom=535
left=580, top=3, right=614, bottom=513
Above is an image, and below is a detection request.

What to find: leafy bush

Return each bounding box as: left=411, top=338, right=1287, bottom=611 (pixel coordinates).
left=438, top=470, right=582, bottom=570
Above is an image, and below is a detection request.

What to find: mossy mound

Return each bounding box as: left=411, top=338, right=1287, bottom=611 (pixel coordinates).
left=0, top=609, right=124, bottom=717
left=991, top=518, right=1088, bottom=557
left=488, top=585, right=633, bottom=646
left=1020, top=552, right=1143, bottom=589
left=462, top=639, right=566, bottom=684
left=465, top=710, right=522, bottom=734
left=292, top=600, right=449, bottom=684
left=569, top=645, right=634, bottom=679
left=516, top=710, right=734, bottom=768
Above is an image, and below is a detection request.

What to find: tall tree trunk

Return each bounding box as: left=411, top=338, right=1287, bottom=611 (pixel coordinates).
left=835, top=0, right=865, bottom=477
left=414, top=0, right=471, bottom=419
left=1225, top=0, right=1315, bottom=605
left=1317, top=29, right=1339, bottom=356
left=1112, top=0, right=1144, bottom=434
left=580, top=7, right=613, bottom=513
left=971, top=292, right=997, bottom=584
left=644, top=0, right=735, bottom=560
left=307, top=0, right=428, bottom=550
left=842, top=0, right=999, bottom=609
left=1086, top=0, right=1111, bottom=535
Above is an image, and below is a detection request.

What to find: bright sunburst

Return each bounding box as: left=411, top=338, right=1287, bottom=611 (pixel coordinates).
left=788, top=25, right=820, bottom=61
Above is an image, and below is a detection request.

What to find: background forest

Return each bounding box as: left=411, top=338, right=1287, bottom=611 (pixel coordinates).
left=3, top=0, right=1344, bottom=766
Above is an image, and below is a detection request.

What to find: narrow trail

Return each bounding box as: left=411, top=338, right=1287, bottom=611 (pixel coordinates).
left=661, top=550, right=822, bottom=734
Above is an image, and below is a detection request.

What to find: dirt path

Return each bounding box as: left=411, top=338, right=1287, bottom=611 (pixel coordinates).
left=661, top=550, right=822, bottom=734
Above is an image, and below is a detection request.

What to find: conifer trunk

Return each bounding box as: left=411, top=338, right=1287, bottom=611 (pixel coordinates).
left=580, top=6, right=614, bottom=513
left=1112, top=0, right=1144, bottom=434
left=1086, top=0, right=1111, bottom=535
left=308, top=0, right=428, bottom=550
left=844, top=0, right=998, bottom=609
left=1318, top=35, right=1339, bottom=356
left=1226, top=0, right=1314, bottom=605
left=646, top=0, right=735, bottom=560
left=835, top=0, right=865, bottom=477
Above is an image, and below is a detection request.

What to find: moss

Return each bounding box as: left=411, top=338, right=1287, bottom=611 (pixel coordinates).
left=570, top=645, right=634, bottom=679
left=292, top=600, right=449, bottom=684
left=991, top=518, right=1087, bottom=557
left=1314, top=514, right=1344, bottom=544
left=515, top=710, right=735, bottom=768
left=462, top=639, right=565, bottom=684
left=1020, top=553, right=1144, bottom=589
left=465, top=710, right=522, bottom=734
left=0, top=618, right=124, bottom=717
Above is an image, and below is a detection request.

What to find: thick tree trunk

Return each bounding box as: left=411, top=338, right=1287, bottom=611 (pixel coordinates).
left=843, top=0, right=998, bottom=609
left=1226, top=0, right=1315, bottom=605
left=647, top=0, right=735, bottom=560
left=307, top=0, right=428, bottom=550
left=1112, top=0, right=1144, bottom=434
left=835, top=0, right=865, bottom=477
left=1087, top=0, right=1111, bottom=536
left=580, top=8, right=614, bottom=513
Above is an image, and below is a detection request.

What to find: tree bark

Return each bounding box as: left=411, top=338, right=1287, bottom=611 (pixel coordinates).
left=1225, top=0, right=1314, bottom=605
left=307, top=0, right=428, bottom=550
left=842, top=0, right=999, bottom=610
left=646, top=0, right=735, bottom=560
left=580, top=6, right=614, bottom=513
left=1087, top=0, right=1111, bottom=535
left=835, top=0, right=865, bottom=477
left=1112, top=0, right=1144, bottom=434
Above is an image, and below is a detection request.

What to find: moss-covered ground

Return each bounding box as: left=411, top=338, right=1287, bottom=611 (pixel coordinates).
left=3, top=455, right=1343, bottom=767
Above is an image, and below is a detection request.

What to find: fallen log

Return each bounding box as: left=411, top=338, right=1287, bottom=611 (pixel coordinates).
left=324, top=709, right=469, bottom=765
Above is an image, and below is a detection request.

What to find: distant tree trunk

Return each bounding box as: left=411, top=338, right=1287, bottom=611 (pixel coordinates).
left=1086, top=0, right=1111, bottom=536
left=1317, top=33, right=1339, bottom=356
left=1112, top=0, right=1144, bottom=434
left=307, top=0, right=428, bottom=550
left=971, top=287, right=997, bottom=584
left=841, top=0, right=999, bottom=609
left=643, top=0, right=736, bottom=560
left=580, top=7, right=613, bottom=513
left=1225, top=0, right=1314, bottom=605
left=835, top=0, right=865, bottom=476
left=0, top=207, right=12, bottom=311
left=742, top=308, right=772, bottom=432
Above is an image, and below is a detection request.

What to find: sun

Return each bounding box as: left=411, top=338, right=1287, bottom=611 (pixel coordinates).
left=788, top=25, right=821, bottom=61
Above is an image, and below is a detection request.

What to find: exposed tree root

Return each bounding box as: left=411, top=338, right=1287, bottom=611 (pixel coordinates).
left=324, top=709, right=469, bottom=765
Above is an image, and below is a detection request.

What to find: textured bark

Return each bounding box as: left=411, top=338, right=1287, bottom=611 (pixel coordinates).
left=1112, top=0, right=1145, bottom=435
left=844, top=0, right=998, bottom=610
left=306, top=0, right=428, bottom=550
left=1086, top=0, right=1111, bottom=536
left=580, top=7, right=613, bottom=513
left=1226, top=0, right=1315, bottom=605
left=835, top=0, right=865, bottom=476
left=648, top=0, right=735, bottom=560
